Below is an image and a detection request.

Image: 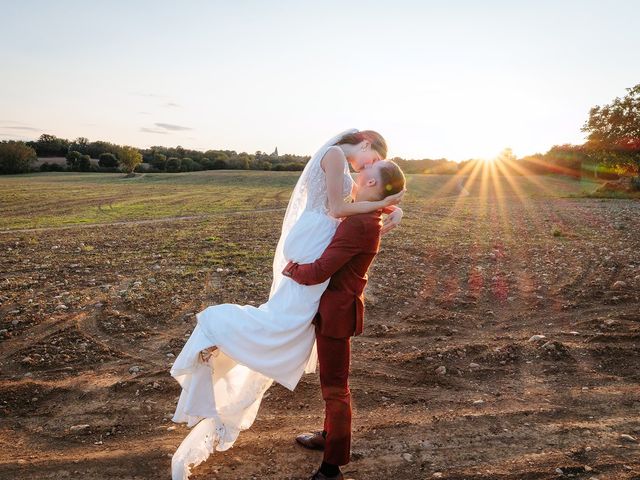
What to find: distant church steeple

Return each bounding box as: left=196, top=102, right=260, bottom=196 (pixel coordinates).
left=272, top=146, right=278, bottom=156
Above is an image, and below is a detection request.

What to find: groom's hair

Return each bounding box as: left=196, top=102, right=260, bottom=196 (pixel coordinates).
left=377, top=160, right=406, bottom=199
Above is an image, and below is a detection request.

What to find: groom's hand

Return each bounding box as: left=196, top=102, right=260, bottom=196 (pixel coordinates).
left=381, top=206, right=403, bottom=235
left=282, top=260, right=297, bottom=278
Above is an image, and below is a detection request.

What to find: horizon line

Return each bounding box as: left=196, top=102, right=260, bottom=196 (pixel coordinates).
left=1, top=133, right=562, bottom=163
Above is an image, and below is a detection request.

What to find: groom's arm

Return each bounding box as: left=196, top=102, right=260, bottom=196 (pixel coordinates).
left=282, top=216, right=366, bottom=285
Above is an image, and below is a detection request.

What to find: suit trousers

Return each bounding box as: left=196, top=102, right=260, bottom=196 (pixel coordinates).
left=315, top=322, right=352, bottom=466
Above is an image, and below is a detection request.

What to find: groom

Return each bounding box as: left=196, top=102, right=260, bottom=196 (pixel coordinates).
left=282, top=159, right=406, bottom=480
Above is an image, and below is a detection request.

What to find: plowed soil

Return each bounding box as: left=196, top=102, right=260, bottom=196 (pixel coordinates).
left=1, top=172, right=639, bottom=479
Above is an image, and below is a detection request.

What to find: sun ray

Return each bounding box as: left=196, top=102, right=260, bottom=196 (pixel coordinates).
left=412, top=153, right=606, bottom=311
left=488, top=158, right=515, bottom=243
left=508, top=158, right=606, bottom=229
left=486, top=160, right=552, bottom=306
left=447, top=159, right=495, bottom=305
left=424, top=156, right=482, bottom=200
left=435, top=159, right=486, bottom=232
left=414, top=159, right=488, bottom=307
left=494, top=159, right=552, bottom=235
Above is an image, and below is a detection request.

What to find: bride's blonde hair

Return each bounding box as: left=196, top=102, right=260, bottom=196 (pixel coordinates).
left=334, top=130, right=388, bottom=160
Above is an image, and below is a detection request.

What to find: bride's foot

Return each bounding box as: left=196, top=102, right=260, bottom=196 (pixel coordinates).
left=200, top=346, right=219, bottom=362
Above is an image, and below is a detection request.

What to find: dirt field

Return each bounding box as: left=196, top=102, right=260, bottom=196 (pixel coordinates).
left=0, top=171, right=639, bottom=479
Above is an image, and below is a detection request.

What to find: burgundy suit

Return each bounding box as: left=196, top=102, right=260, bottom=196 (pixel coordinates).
left=282, top=209, right=383, bottom=466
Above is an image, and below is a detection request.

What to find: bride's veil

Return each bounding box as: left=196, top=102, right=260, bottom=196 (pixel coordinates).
left=269, top=127, right=359, bottom=299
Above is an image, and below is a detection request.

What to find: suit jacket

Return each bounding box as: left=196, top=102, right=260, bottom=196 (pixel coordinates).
left=282, top=209, right=383, bottom=338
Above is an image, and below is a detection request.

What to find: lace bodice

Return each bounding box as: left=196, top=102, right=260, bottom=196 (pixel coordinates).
left=270, top=128, right=359, bottom=300
left=305, top=146, right=355, bottom=214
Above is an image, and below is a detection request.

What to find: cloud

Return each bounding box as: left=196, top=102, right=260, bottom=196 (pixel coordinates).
left=3, top=126, right=40, bottom=131
left=140, top=122, right=193, bottom=134
left=140, top=127, right=169, bottom=134
left=130, top=93, right=182, bottom=109
left=154, top=122, right=193, bottom=131
left=0, top=132, right=33, bottom=139
left=131, top=91, right=167, bottom=98
left=0, top=121, right=40, bottom=132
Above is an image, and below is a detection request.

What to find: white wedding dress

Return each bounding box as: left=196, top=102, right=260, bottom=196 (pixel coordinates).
left=169, top=128, right=359, bottom=480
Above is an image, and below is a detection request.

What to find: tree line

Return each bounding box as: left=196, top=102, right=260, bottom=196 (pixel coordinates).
left=0, top=136, right=310, bottom=175
left=1, top=82, right=638, bottom=182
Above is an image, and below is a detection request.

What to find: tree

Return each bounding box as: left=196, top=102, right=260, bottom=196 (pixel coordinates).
left=496, top=147, right=517, bottom=163
left=31, top=133, right=70, bottom=157
left=66, top=150, right=82, bottom=170
left=83, top=140, right=120, bottom=159
left=150, top=152, right=167, bottom=171
left=236, top=153, right=251, bottom=170
left=166, top=157, right=181, bottom=172
left=582, top=83, right=640, bottom=176
left=117, top=145, right=142, bottom=175
left=180, top=157, right=197, bottom=171
left=78, top=154, right=92, bottom=171
left=40, top=162, right=64, bottom=172
left=212, top=158, right=228, bottom=169
left=0, top=141, right=37, bottom=174
left=259, top=160, right=272, bottom=170
left=69, top=136, right=89, bottom=154
left=99, top=152, right=119, bottom=168
left=202, top=151, right=230, bottom=169
left=272, top=162, right=305, bottom=171
left=541, top=144, right=586, bottom=178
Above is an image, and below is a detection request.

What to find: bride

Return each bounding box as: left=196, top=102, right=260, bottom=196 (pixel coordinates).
left=169, top=128, right=404, bottom=479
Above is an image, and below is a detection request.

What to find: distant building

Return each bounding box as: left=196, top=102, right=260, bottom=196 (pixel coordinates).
left=272, top=146, right=278, bottom=156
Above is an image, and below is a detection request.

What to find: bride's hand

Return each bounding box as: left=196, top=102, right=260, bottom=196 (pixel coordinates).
left=381, top=206, right=403, bottom=235
left=382, top=189, right=405, bottom=208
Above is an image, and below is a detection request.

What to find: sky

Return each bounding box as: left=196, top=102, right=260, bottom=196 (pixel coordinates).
left=1, top=0, right=639, bottom=162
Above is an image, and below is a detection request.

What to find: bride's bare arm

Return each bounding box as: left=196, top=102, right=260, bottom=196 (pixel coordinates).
left=322, top=147, right=403, bottom=218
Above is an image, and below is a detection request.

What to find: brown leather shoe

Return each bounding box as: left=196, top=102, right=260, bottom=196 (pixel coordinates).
left=296, top=430, right=326, bottom=451
left=309, top=469, right=344, bottom=480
